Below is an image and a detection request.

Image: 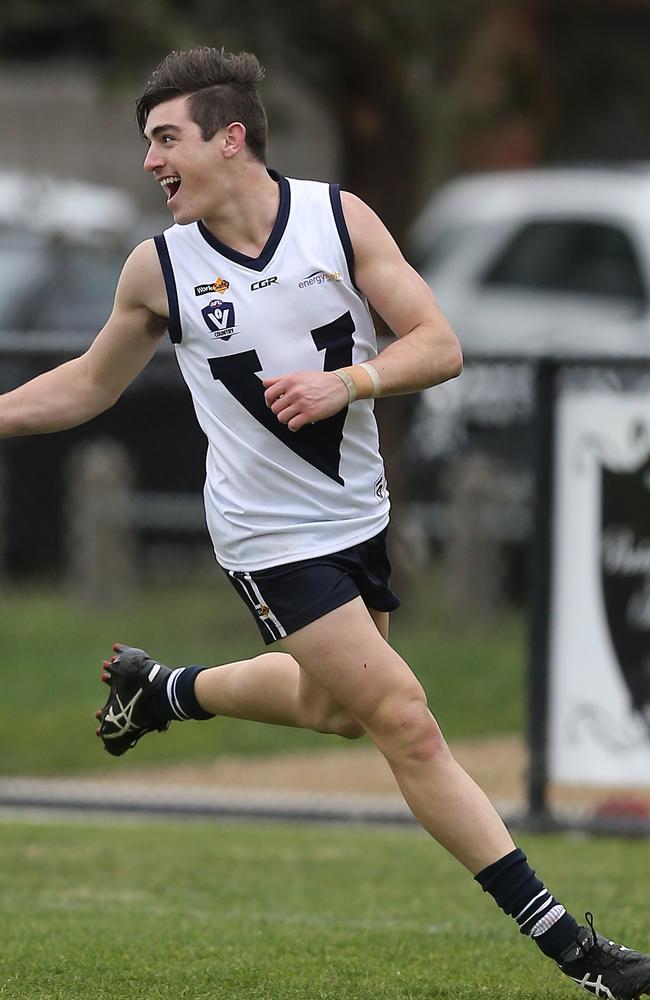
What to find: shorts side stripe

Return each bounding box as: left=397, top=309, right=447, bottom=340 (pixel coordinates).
left=242, top=577, right=282, bottom=641
left=244, top=574, right=288, bottom=639
left=228, top=571, right=284, bottom=641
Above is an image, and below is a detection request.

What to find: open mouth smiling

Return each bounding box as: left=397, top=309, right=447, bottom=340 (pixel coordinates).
left=160, top=175, right=181, bottom=202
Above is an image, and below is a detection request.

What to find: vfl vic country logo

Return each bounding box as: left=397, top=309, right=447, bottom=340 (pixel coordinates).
left=201, top=299, right=238, bottom=341
left=599, top=422, right=650, bottom=734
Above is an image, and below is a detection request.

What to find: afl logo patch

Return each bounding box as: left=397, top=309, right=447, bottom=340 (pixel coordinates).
left=195, top=277, right=230, bottom=296
left=201, top=299, right=238, bottom=340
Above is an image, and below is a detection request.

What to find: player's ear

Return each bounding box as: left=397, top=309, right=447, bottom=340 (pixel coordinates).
left=223, top=122, right=246, bottom=158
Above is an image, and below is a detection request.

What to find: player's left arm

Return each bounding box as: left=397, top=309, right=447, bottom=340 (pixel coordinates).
left=342, top=191, right=463, bottom=394
left=263, top=192, right=462, bottom=431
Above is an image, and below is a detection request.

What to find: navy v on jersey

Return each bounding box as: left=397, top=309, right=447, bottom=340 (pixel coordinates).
left=154, top=172, right=390, bottom=571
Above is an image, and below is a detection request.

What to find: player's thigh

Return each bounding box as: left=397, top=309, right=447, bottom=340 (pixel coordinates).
left=282, top=596, right=423, bottom=723
left=296, top=604, right=390, bottom=713
left=368, top=607, right=390, bottom=640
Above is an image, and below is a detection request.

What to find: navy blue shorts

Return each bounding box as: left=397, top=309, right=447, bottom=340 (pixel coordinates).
left=222, top=527, right=400, bottom=644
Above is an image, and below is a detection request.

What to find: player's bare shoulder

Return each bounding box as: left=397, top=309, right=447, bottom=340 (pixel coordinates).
left=339, top=191, right=403, bottom=274
left=339, top=191, right=409, bottom=304
left=115, top=239, right=169, bottom=337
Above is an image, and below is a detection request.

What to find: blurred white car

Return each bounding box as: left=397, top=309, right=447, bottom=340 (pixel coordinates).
left=406, top=166, right=650, bottom=563
left=411, top=165, right=650, bottom=359
left=0, top=171, right=137, bottom=241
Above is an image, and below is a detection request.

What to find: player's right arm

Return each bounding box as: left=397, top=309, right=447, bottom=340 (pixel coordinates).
left=0, top=240, right=168, bottom=439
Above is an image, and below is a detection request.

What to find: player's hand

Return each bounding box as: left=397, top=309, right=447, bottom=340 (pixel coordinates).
left=262, top=371, right=350, bottom=431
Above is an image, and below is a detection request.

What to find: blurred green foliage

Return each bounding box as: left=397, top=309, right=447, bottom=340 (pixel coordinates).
left=0, top=570, right=524, bottom=774
left=0, top=0, right=485, bottom=236
left=5, top=3, right=650, bottom=231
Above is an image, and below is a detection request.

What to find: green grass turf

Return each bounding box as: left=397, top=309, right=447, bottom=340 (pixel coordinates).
left=0, top=818, right=647, bottom=999
left=0, top=572, right=524, bottom=775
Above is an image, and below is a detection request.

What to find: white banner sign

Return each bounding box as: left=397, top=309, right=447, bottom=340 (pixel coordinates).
left=549, top=382, right=650, bottom=786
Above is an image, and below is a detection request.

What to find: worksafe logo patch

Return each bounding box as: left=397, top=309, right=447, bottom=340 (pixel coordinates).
left=201, top=299, right=238, bottom=340
left=195, top=277, right=230, bottom=296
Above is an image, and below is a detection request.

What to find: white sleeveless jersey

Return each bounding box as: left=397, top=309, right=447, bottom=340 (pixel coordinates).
left=154, top=172, right=390, bottom=571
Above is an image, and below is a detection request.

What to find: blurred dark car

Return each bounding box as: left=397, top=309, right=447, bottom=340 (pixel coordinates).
left=0, top=229, right=125, bottom=349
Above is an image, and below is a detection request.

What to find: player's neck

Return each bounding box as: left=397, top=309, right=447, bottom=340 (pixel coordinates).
left=200, top=162, right=280, bottom=258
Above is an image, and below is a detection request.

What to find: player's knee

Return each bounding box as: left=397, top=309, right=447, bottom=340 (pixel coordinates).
left=366, top=693, right=449, bottom=763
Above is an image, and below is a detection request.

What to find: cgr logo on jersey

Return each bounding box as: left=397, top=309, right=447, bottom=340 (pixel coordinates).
left=201, top=299, right=238, bottom=340
left=298, top=270, right=342, bottom=289
left=195, top=277, right=230, bottom=296
left=251, top=276, right=278, bottom=291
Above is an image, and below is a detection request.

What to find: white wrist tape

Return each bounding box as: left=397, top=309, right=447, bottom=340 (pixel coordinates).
left=333, top=369, right=357, bottom=403
left=358, top=362, right=382, bottom=397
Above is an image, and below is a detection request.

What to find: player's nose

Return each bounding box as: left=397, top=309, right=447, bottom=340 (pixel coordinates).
left=143, top=145, right=164, bottom=173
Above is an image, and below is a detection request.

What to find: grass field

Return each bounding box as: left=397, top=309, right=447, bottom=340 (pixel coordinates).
left=0, top=573, right=524, bottom=775
left=1, top=816, right=647, bottom=999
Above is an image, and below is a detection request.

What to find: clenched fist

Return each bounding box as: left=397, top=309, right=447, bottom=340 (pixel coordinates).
left=263, top=370, right=350, bottom=431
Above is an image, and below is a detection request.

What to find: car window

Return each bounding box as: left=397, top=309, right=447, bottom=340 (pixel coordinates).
left=480, top=219, right=648, bottom=306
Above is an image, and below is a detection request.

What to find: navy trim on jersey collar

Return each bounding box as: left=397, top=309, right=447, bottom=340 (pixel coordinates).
left=153, top=234, right=182, bottom=344
left=196, top=169, right=291, bottom=272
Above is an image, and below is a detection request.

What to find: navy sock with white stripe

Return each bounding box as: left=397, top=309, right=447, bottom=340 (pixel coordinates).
left=475, top=848, right=580, bottom=960
left=147, top=666, right=215, bottom=723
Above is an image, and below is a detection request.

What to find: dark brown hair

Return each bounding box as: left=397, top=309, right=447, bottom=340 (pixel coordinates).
left=136, top=47, right=268, bottom=163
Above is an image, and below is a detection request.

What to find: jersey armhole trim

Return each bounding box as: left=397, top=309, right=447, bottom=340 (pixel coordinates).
left=329, top=184, right=360, bottom=293
left=153, top=234, right=182, bottom=344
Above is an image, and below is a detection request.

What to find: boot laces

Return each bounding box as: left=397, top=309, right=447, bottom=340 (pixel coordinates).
left=585, top=913, right=627, bottom=970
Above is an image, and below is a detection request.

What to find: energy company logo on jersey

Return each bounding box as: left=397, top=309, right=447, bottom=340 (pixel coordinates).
left=201, top=299, right=238, bottom=341
left=298, top=270, right=342, bottom=289
left=194, top=277, right=230, bottom=296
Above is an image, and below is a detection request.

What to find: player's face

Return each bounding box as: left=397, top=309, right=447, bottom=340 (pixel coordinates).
left=143, top=96, right=228, bottom=225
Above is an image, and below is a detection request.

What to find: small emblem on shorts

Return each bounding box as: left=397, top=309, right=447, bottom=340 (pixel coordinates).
left=257, top=604, right=270, bottom=619
left=195, top=277, right=230, bottom=296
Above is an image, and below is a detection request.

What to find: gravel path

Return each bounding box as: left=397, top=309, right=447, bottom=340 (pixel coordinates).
left=87, top=735, right=650, bottom=814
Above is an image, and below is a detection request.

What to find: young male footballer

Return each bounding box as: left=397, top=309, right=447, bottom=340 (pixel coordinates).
left=1, top=47, right=648, bottom=1000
